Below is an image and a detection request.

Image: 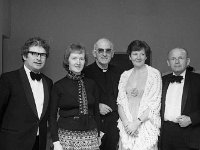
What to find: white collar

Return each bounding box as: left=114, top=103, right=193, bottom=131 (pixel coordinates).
left=173, top=70, right=186, bottom=79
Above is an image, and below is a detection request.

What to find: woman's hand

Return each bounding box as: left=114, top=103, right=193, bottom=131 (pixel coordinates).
left=124, top=120, right=141, bottom=136
left=53, top=141, right=63, bottom=150
left=99, top=103, right=112, bottom=115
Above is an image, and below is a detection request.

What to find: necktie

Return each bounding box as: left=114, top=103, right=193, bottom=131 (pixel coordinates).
left=30, top=71, right=42, bottom=81
left=169, top=75, right=183, bottom=83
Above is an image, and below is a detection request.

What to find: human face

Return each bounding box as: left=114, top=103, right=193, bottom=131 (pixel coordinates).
left=167, top=48, right=190, bottom=75
left=129, top=49, right=147, bottom=68
left=68, top=51, right=85, bottom=74
left=93, top=40, right=114, bottom=66
left=23, top=46, right=47, bottom=73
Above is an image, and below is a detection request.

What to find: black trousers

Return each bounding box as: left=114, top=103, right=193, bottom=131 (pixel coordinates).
left=100, top=112, right=119, bottom=150
left=32, top=136, right=39, bottom=150
left=161, top=121, right=198, bottom=150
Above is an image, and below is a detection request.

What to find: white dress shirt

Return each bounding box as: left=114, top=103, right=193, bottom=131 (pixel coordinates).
left=164, top=71, right=186, bottom=122
left=24, top=65, right=44, bottom=135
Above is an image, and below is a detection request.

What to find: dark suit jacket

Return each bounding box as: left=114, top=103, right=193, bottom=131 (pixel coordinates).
left=0, top=67, right=53, bottom=150
left=160, top=70, right=200, bottom=149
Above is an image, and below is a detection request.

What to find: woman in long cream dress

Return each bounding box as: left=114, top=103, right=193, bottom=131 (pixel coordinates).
left=117, top=40, right=162, bottom=150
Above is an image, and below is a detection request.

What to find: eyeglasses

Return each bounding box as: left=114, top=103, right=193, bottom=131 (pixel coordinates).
left=169, top=57, right=186, bottom=62
left=28, top=51, right=47, bottom=58
left=97, top=48, right=112, bottom=54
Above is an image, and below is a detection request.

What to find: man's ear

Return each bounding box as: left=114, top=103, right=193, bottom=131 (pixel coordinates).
left=167, top=60, right=170, bottom=66
left=92, top=50, right=97, bottom=58
left=111, top=51, right=114, bottom=58
left=187, top=58, right=190, bottom=66
left=23, top=55, right=27, bottom=61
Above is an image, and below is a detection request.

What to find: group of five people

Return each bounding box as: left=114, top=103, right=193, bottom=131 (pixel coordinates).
left=0, top=37, right=199, bottom=150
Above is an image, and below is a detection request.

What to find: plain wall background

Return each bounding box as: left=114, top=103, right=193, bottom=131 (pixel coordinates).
left=2, top=0, right=200, bottom=81
left=0, top=0, right=11, bottom=73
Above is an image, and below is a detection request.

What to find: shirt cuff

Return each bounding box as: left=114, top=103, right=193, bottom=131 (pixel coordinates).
left=53, top=141, right=60, bottom=146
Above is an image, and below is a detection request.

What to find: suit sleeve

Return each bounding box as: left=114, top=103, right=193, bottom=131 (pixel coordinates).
left=187, top=75, right=200, bottom=126
left=93, top=83, right=100, bottom=136
left=49, top=83, right=60, bottom=142
left=47, top=78, right=53, bottom=126
left=0, top=74, right=10, bottom=126
left=189, top=111, right=200, bottom=126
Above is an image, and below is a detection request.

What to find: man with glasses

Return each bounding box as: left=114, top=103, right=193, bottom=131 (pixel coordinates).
left=84, top=38, right=123, bottom=150
left=0, top=37, right=53, bottom=150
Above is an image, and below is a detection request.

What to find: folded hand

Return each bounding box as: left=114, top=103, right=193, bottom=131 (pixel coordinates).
left=99, top=103, right=112, bottom=115
left=124, top=120, right=140, bottom=137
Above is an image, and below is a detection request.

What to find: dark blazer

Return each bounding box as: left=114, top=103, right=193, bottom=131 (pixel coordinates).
left=160, top=70, right=200, bottom=149
left=0, top=67, right=53, bottom=150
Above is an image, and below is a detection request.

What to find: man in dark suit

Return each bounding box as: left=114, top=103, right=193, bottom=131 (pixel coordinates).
left=0, top=37, right=53, bottom=150
left=84, top=38, right=122, bottom=150
left=160, top=48, right=200, bottom=150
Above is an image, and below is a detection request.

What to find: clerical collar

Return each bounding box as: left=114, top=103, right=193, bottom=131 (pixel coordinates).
left=102, top=69, right=107, bottom=72
left=96, top=61, right=108, bottom=72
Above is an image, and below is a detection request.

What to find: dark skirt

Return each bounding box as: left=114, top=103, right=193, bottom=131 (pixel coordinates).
left=58, top=128, right=100, bottom=150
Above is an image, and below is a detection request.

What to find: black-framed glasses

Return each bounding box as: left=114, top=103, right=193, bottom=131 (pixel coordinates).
left=28, top=51, right=47, bottom=58
left=97, top=48, right=112, bottom=54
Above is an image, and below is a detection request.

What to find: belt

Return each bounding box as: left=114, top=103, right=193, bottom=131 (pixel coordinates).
left=163, top=121, right=180, bottom=127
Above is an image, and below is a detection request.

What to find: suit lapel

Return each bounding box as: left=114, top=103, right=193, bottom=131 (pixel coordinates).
left=161, top=75, right=171, bottom=119
left=40, top=76, right=49, bottom=119
left=19, top=68, right=38, bottom=118
left=181, top=70, right=190, bottom=113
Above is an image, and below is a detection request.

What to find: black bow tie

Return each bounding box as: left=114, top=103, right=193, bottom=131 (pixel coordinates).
left=30, top=71, right=42, bottom=81
left=169, top=75, right=183, bottom=83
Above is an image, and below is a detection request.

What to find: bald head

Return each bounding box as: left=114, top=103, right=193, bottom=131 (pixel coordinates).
left=168, top=48, right=188, bottom=60
left=94, top=38, right=113, bottom=51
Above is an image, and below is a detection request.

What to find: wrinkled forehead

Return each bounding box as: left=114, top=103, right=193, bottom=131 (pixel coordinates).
left=168, top=48, right=187, bottom=58
left=96, top=39, right=113, bottom=49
